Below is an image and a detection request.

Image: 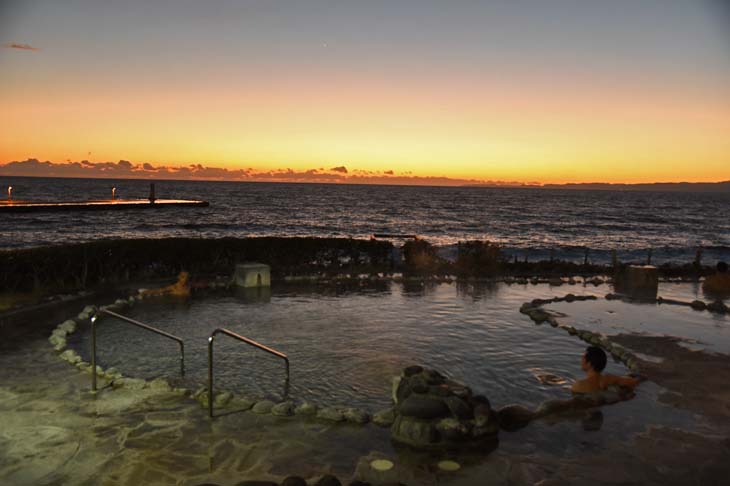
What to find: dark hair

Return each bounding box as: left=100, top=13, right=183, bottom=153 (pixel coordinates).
left=585, top=346, right=607, bottom=372
left=718, top=261, right=728, bottom=273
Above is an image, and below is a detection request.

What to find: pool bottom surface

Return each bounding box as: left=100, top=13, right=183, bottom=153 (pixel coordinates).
left=74, top=283, right=625, bottom=409
left=3, top=282, right=730, bottom=485
left=68, top=282, right=720, bottom=444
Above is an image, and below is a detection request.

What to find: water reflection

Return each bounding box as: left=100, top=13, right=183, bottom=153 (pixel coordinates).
left=539, top=408, right=605, bottom=432
left=233, top=286, right=272, bottom=303
left=273, top=280, right=393, bottom=298
left=456, top=280, right=499, bottom=301
left=401, top=279, right=440, bottom=297
left=582, top=410, right=604, bottom=431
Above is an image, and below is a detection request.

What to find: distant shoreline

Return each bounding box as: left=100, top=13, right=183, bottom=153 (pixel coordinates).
left=463, top=181, right=730, bottom=193
left=1, top=173, right=729, bottom=192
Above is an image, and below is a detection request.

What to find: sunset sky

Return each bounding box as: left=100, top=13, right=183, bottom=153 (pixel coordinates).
left=1, top=0, right=729, bottom=184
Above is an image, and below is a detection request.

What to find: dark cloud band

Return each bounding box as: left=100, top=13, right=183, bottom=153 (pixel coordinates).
left=3, top=42, right=40, bottom=51
left=0, top=158, right=519, bottom=186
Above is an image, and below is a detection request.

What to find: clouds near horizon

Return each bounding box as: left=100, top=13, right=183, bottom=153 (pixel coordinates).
left=0, top=158, right=529, bottom=187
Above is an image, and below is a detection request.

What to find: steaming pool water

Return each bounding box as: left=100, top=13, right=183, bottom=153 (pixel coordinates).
left=65, top=281, right=723, bottom=442
left=70, top=283, right=616, bottom=409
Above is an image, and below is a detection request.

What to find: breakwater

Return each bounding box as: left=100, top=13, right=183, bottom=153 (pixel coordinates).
left=0, top=237, right=713, bottom=298
left=0, top=198, right=208, bottom=213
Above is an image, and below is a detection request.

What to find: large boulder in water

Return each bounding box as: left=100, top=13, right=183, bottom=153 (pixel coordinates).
left=398, top=396, right=450, bottom=419
left=390, top=365, right=498, bottom=449
left=707, top=300, right=729, bottom=314
left=496, top=404, right=535, bottom=431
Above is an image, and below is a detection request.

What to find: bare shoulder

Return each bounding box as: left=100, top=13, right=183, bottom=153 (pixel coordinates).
left=571, top=379, right=595, bottom=394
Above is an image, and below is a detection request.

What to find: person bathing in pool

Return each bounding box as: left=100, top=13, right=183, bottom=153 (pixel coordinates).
left=142, top=271, right=191, bottom=298
left=571, top=346, right=641, bottom=394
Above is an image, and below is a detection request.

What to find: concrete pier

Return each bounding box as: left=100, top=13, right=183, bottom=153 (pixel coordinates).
left=0, top=199, right=209, bottom=213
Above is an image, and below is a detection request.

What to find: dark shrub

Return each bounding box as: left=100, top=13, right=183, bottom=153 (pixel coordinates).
left=455, top=241, right=502, bottom=277
left=402, top=239, right=443, bottom=275
left=0, top=237, right=393, bottom=294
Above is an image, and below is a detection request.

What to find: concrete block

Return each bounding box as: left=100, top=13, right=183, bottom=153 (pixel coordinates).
left=615, top=265, right=658, bottom=300
left=232, top=263, right=271, bottom=288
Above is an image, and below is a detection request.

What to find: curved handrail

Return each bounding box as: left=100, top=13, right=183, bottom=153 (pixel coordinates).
left=208, top=327, right=289, bottom=418
left=90, top=308, right=185, bottom=392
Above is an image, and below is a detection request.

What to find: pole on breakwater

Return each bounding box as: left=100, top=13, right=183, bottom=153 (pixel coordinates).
left=694, top=247, right=703, bottom=267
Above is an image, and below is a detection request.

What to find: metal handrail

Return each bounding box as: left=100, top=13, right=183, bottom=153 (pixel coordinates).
left=90, top=308, right=185, bottom=392
left=208, top=328, right=289, bottom=418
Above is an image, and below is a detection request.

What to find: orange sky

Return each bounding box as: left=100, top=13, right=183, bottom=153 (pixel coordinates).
left=2, top=75, right=728, bottom=184
left=2, top=70, right=728, bottom=184
left=2, top=1, right=729, bottom=185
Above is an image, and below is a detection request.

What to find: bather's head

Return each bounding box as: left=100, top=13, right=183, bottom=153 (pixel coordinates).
left=717, top=261, right=728, bottom=274
left=582, top=346, right=607, bottom=373
left=178, top=271, right=190, bottom=284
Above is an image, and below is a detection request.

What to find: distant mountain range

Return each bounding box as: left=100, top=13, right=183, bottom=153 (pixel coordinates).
left=464, top=181, right=730, bottom=192
left=540, top=181, right=730, bottom=192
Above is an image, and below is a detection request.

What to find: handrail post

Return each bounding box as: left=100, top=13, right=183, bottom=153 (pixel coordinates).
left=208, top=328, right=289, bottom=419
left=91, top=314, right=97, bottom=392
left=284, top=358, right=290, bottom=398
left=89, top=308, right=185, bottom=393
left=180, top=341, right=185, bottom=377
left=208, top=336, right=214, bottom=418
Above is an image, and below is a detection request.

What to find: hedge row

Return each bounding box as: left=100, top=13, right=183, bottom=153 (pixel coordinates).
left=0, top=237, right=393, bottom=293
left=0, top=237, right=709, bottom=295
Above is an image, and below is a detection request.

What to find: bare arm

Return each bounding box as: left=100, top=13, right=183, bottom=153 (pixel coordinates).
left=602, top=374, right=640, bottom=389
left=142, top=282, right=177, bottom=296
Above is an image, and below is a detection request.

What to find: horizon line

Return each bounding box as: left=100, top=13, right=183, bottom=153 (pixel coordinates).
left=2, top=172, right=729, bottom=191
left=1, top=158, right=728, bottom=189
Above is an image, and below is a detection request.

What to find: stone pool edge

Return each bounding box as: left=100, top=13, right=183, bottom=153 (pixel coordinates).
left=519, top=294, right=642, bottom=373
left=519, top=291, right=728, bottom=375
left=47, top=282, right=394, bottom=430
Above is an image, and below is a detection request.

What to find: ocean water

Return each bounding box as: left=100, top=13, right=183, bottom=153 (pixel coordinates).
left=1, top=175, right=729, bottom=264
